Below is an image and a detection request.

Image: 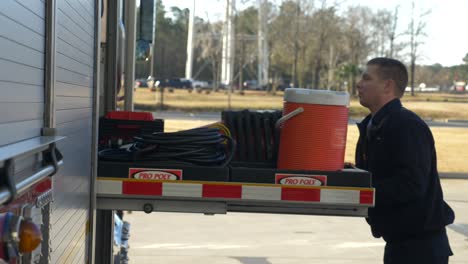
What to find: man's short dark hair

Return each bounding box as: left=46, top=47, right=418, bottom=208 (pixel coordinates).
left=367, top=57, right=408, bottom=97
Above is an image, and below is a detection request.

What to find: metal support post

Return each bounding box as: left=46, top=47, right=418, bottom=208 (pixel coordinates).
left=124, top=0, right=137, bottom=111
left=88, top=0, right=103, bottom=263
left=94, top=210, right=114, bottom=264
left=104, top=0, right=121, bottom=112
left=44, top=0, right=56, bottom=131
left=41, top=1, right=56, bottom=261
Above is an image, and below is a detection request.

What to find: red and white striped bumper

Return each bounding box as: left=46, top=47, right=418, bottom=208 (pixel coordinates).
left=97, top=178, right=374, bottom=206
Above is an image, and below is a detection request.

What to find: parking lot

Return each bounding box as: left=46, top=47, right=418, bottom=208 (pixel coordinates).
left=125, top=179, right=468, bottom=264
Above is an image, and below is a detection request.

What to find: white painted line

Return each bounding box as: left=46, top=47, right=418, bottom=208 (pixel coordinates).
left=138, top=243, right=249, bottom=249
left=335, top=242, right=385, bottom=248
left=448, top=223, right=468, bottom=237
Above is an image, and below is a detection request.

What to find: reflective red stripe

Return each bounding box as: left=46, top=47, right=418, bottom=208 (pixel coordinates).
left=34, top=178, right=52, bottom=193
left=281, top=188, right=320, bottom=202
left=203, top=184, right=242, bottom=199
left=359, top=190, right=374, bottom=204
left=122, top=181, right=162, bottom=196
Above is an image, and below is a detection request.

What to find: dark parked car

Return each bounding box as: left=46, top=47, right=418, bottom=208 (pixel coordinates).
left=134, top=78, right=148, bottom=88
left=276, top=79, right=293, bottom=91
left=155, top=78, right=192, bottom=89
left=243, top=80, right=261, bottom=90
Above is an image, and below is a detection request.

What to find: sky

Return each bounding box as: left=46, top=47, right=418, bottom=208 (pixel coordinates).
left=156, top=0, right=468, bottom=67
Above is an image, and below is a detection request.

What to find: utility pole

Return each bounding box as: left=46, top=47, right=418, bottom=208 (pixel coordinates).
left=185, top=0, right=195, bottom=80
left=149, top=0, right=157, bottom=82
left=410, top=2, right=415, bottom=96
left=221, top=0, right=235, bottom=109
left=257, top=0, right=268, bottom=90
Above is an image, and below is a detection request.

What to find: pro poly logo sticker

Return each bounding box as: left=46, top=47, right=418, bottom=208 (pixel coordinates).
left=129, top=168, right=183, bottom=180
left=275, top=173, right=327, bottom=186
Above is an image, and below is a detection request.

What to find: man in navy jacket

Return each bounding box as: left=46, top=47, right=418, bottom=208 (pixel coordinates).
left=355, top=57, right=455, bottom=264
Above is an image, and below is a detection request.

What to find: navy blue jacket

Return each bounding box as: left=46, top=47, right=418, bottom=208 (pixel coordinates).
left=355, top=99, right=454, bottom=242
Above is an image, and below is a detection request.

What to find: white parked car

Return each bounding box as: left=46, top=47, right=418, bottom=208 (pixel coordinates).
left=191, top=79, right=210, bottom=89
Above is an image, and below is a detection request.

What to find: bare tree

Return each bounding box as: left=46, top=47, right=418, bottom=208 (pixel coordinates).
left=308, top=2, right=343, bottom=89
left=407, top=1, right=430, bottom=96
left=342, top=6, right=373, bottom=95
left=194, top=21, right=224, bottom=89
left=388, top=6, right=399, bottom=57
left=235, top=7, right=259, bottom=92
left=371, top=9, right=393, bottom=57
left=269, top=0, right=314, bottom=87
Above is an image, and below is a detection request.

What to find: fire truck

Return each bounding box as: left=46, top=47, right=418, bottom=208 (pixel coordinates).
left=0, top=1, right=374, bottom=263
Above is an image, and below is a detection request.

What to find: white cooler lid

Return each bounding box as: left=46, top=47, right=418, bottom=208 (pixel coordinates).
left=284, top=88, right=350, bottom=106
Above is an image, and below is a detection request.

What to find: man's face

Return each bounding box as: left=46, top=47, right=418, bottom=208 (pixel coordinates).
left=357, top=64, right=387, bottom=110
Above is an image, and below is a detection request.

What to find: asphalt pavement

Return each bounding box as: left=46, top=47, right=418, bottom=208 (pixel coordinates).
left=125, top=179, right=468, bottom=264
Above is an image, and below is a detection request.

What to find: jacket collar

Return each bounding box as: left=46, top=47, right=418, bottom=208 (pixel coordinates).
left=357, top=98, right=402, bottom=131
left=372, top=98, right=402, bottom=125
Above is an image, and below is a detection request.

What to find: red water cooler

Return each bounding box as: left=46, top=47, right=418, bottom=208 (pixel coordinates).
left=277, top=88, right=350, bottom=171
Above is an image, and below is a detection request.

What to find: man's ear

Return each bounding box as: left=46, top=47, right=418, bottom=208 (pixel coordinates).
left=384, top=79, right=397, bottom=96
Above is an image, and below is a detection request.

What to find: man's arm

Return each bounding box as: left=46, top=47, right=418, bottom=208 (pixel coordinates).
left=373, top=120, right=432, bottom=207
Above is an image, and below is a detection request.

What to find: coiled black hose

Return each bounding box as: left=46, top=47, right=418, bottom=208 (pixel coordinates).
left=98, top=127, right=236, bottom=167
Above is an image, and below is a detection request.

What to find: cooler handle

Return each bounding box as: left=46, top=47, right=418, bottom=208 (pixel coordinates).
left=275, top=107, right=304, bottom=129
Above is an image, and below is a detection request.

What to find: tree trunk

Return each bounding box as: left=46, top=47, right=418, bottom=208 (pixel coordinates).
left=351, top=74, right=357, bottom=96
left=411, top=56, right=415, bottom=96
left=293, top=40, right=299, bottom=87
left=211, top=59, right=218, bottom=90
left=313, top=29, right=326, bottom=89
left=327, top=45, right=334, bottom=90
left=313, top=62, right=321, bottom=89
left=292, top=3, right=300, bottom=88
left=239, top=37, right=245, bottom=92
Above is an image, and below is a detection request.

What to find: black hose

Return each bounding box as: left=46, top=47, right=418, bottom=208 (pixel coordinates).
left=98, top=127, right=236, bottom=167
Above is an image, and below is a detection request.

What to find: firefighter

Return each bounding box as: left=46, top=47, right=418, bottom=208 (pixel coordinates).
left=355, top=57, right=455, bottom=264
